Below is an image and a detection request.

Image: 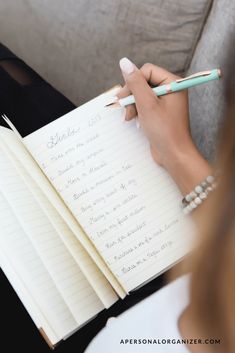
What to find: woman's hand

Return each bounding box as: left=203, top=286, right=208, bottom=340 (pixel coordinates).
left=118, top=58, right=212, bottom=195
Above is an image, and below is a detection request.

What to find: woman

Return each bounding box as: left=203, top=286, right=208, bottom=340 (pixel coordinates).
left=84, top=56, right=235, bottom=353
left=1, top=43, right=234, bottom=352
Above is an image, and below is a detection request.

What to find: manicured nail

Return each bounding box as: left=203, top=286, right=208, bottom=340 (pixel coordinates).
left=119, top=57, right=134, bottom=75
left=121, top=108, right=127, bottom=122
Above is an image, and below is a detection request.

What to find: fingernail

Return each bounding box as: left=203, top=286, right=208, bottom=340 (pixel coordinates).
left=121, top=108, right=127, bottom=122
left=119, top=57, right=134, bottom=75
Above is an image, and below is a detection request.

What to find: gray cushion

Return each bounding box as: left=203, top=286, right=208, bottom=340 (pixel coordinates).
left=187, top=0, right=235, bottom=162
left=0, top=0, right=211, bottom=105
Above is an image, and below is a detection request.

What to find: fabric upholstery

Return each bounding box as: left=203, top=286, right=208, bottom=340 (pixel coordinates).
left=187, top=0, right=235, bottom=161
left=0, top=0, right=212, bottom=105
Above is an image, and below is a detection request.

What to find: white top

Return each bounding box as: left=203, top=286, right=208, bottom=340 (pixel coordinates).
left=85, top=275, right=190, bottom=353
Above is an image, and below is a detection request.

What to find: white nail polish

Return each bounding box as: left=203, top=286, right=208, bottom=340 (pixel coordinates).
left=119, top=57, right=134, bottom=75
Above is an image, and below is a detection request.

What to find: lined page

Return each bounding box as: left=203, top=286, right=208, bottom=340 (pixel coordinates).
left=1, top=128, right=119, bottom=307
left=23, top=91, right=194, bottom=292
left=0, top=126, right=125, bottom=298
left=0, top=142, right=106, bottom=325
left=0, top=191, right=77, bottom=341
left=0, top=234, right=60, bottom=345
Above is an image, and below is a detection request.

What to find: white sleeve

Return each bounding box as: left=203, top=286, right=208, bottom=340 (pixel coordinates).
left=85, top=275, right=191, bottom=353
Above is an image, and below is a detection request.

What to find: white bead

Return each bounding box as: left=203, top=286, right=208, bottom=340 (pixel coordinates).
left=199, top=192, right=207, bottom=200
left=190, top=201, right=197, bottom=209
left=190, top=191, right=197, bottom=199
left=185, top=194, right=192, bottom=202
left=206, top=175, right=215, bottom=184
left=195, top=185, right=203, bottom=194
left=201, top=181, right=207, bottom=188
left=194, top=197, right=202, bottom=205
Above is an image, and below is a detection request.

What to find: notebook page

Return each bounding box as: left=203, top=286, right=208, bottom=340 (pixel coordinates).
left=0, top=126, right=125, bottom=298
left=0, top=142, right=105, bottom=324
left=0, top=245, right=59, bottom=345
left=1, top=128, right=118, bottom=308
left=23, top=92, right=194, bottom=292
left=0, top=191, right=77, bottom=341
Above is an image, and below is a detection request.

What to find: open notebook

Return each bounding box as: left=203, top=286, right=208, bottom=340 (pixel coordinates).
left=0, top=87, right=193, bottom=348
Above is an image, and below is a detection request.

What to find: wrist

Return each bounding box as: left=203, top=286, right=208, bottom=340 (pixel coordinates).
left=163, top=142, right=213, bottom=195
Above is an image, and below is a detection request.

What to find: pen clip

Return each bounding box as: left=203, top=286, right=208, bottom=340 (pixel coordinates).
left=175, top=70, right=212, bottom=83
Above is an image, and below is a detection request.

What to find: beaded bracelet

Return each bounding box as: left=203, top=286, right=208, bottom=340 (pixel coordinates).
left=182, top=175, right=218, bottom=214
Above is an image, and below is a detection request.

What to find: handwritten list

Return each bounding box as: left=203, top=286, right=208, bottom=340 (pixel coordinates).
left=24, top=91, right=193, bottom=291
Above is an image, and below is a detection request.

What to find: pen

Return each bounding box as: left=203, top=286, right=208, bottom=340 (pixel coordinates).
left=106, top=69, right=221, bottom=107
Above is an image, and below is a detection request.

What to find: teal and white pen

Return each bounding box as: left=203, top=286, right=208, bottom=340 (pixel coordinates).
left=106, top=69, right=221, bottom=107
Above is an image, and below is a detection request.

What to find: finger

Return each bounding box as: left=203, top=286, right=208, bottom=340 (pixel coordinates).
left=116, top=84, right=131, bottom=99
left=140, top=63, right=180, bottom=86
left=119, top=57, right=158, bottom=113
left=116, top=84, right=137, bottom=120
left=125, top=105, right=137, bottom=121
left=117, top=64, right=179, bottom=100
left=117, top=60, right=181, bottom=121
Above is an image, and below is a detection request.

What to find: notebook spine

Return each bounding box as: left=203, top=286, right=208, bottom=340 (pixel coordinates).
left=39, top=327, right=59, bottom=350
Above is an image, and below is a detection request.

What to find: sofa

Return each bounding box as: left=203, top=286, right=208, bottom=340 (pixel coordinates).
left=0, top=0, right=234, bottom=160
left=1, top=2, right=235, bottom=352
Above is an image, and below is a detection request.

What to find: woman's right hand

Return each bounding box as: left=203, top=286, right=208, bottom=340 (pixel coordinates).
left=117, top=58, right=212, bottom=195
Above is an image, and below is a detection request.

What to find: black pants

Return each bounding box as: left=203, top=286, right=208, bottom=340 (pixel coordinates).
left=0, top=43, right=165, bottom=353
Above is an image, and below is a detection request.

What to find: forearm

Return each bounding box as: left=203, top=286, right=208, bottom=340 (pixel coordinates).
left=164, top=142, right=213, bottom=196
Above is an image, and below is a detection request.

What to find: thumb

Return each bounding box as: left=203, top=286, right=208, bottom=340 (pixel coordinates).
left=119, top=57, right=158, bottom=112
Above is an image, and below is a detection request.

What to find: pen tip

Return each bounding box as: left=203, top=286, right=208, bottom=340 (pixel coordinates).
left=105, top=102, right=120, bottom=108
left=105, top=102, right=115, bottom=107
left=105, top=95, right=119, bottom=107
